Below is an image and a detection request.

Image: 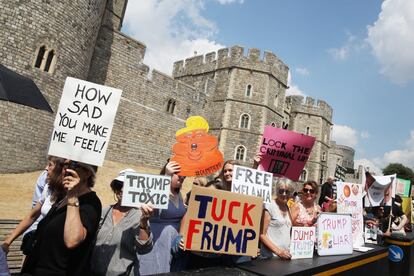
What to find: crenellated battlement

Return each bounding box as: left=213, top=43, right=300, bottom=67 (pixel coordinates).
left=286, top=95, right=333, bottom=122
left=173, top=45, right=289, bottom=85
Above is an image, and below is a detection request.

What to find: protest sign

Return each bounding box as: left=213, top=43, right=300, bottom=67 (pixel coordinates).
left=364, top=172, right=397, bottom=207
left=48, top=77, right=122, bottom=166
left=396, top=178, right=411, bottom=198
left=290, top=227, right=316, bottom=259
left=336, top=182, right=364, bottom=247
left=258, top=126, right=315, bottom=181
left=364, top=226, right=378, bottom=244
left=171, top=116, right=223, bottom=176
left=317, top=213, right=353, bottom=256
left=121, top=172, right=171, bottom=209
left=232, top=165, right=272, bottom=203
left=183, top=185, right=262, bottom=256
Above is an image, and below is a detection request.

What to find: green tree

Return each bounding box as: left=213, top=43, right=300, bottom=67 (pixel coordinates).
left=382, top=163, right=414, bottom=183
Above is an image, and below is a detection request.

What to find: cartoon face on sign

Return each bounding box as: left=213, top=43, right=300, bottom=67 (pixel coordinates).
left=171, top=116, right=224, bottom=176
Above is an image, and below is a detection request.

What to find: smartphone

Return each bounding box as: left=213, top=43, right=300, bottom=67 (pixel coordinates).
left=65, top=161, right=78, bottom=177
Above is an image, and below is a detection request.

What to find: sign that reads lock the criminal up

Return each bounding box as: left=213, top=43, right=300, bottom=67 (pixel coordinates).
left=121, top=172, right=171, bottom=209
left=232, top=165, right=273, bottom=203
left=184, top=186, right=262, bottom=256
left=258, top=126, right=315, bottom=181
left=48, top=77, right=122, bottom=166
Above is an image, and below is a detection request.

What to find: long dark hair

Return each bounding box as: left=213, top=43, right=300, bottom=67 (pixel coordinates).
left=47, top=156, right=66, bottom=202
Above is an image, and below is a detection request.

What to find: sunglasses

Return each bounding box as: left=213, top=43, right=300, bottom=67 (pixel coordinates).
left=303, top=188, right=315, bottom=194
left=278, top=189, right=291, bottom=195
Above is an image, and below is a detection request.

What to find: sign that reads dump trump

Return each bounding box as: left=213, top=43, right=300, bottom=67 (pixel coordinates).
left=48, top=77, right=122, bottom=166
left=121, top=172, right=171, bottom=209
left=184, top=186, right=262, bottom=256
left=290, top=227, right=316, bottom=259
left=231, top=165, right=273, bottom=203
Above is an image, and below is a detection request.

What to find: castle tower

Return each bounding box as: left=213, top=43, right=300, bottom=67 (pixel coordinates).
left=286, top=96, right=333, bottom=184
left=173, top=46, right=289, bottom=165
left=0, top=0, right=111, bottom=172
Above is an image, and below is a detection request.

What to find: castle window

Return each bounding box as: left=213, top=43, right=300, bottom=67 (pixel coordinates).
left=167, top=99, right=176, bottom=114
left=186, top=106, right=191, bottom=117
left=274, top=93, right=278, bottom=107
left=282, top=122, right=289, bottom=129
left=271, top=122, right=276, bottom=127
left=245, top=84, right=252, bottom=97
left=239, top=113, right=250, bottom=129
left=305, top=126, right=311, bottom=135
left=33, top=45, right=57, bottom=73
left=300, top=170, right=307, bottom=181
left=322, top=152, right=326, bottom=161
left=235, top=145, right=246, bottom=161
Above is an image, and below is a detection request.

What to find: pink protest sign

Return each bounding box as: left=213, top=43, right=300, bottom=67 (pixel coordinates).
left=258, top=126, right=316, bottom=181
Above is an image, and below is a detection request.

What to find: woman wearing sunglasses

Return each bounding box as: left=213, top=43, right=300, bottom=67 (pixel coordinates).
left=291, top=181, right=321, bottom=227
left=260, top=178, right=293, bottom=260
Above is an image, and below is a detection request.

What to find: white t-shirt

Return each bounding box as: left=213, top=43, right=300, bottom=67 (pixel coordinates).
left=25, top=184, right=53, bottom=233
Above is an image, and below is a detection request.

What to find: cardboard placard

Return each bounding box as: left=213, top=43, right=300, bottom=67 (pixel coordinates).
left=258, top=126, right=315, bottom=181
left=317, top=213, right=353, bottom=256
left=290, top=227, right=316, bottom=259
left=336, top=182, right=364, bottom=247
left=364, top=172, right=397, bottom=207
left=184, top=185, right=262, bottom=256
left=171, top=116, right=224, bottom=176
left=48, top=77, right=122, bottom=166
left=121, top=172, right=171, bottom=209
left=232, top=165, right=273, bottom=203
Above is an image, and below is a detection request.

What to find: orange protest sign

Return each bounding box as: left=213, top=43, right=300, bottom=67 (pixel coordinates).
left=171, top=116, right=223, bottom=176
left=183, top=186, right=262, bottom=256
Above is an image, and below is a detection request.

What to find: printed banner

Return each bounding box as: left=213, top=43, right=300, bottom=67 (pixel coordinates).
left=396, top=178, right=411, bottom=198
left=171, top=116, right=224, bottom=176
left=364, top=171, right=397, bottom=207
left=334, top=164, right=346, bottom=181
left=232, top=165, right=273, bottom=203
left=121, top=172, right=171, bottom=209
left=336, top=182, right=364, bottom=247
left=290, top=227, right=316, bottom=259
left=317, top=213, right=353, bottom=256
left=258, top=126, right=315, bottom=181
left=184, top=185, right=262, bottom=256
left=48, top=77, right=122, bottom=166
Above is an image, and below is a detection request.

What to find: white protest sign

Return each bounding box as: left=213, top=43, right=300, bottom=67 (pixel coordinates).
left=290, top=227, right=316, bottom=259
left=232, top=165, right=272, bottom=203
left=336, top=182, right=364, bottom=247
left=121, top=172, right=171, bottom=209
left=48, top=77, right=122, bottom=166
left=364, top=173, right=397, bottom=207
left=317, top=213, right=353, bottom=256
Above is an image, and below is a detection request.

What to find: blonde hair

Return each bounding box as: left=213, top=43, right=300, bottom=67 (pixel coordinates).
left=176, top=116, right=209, bottom=137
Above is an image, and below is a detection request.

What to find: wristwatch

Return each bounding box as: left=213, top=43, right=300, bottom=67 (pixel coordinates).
left=67, top=200, right=80, bottom=207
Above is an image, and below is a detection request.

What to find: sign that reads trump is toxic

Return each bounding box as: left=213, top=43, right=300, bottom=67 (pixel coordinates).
left=231, top=165, right=273, bottom=203
left=258, top=126, right=315, bottom=181
left=290, top=227, right=316, bottom=259
left=48, top=77, right=122, bottom=166
left=184, top=185, right=262, bottom=256
left=121, top=172, right=171, bottom=210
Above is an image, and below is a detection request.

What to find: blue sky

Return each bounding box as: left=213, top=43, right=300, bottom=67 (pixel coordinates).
left=123, top=0, right=414, bottom=174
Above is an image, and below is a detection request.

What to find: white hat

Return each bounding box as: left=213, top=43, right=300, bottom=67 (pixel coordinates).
left=115, top=168, right=136, bottom=182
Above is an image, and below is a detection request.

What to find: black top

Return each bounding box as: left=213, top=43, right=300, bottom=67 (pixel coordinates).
left=24, top=192, right=101, bottom=276
left=318, top=182, right=334, bottom=206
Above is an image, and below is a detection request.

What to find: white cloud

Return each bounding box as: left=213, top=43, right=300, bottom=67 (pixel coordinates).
left=295, top=67, right=310, bottom=76
left=216, top=0, right=244, bottom=4
left=286, top=71, right=306, bottom=96
left=123, top=0, right=225, bottom=74
left=328, top=32, right=365, bottom=61
left=367, top=0, right=414, bottom=85
left=328, top=47, right=349, bottom=61
left=360, top=131, right=370, bottom=139
left=332, top=125, right=359, bottom=147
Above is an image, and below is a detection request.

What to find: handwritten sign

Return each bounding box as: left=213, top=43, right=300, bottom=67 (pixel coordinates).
left=336, top=182, right=364, bottom=247
left=184, top=185, right=262, bottom=256
left=290, top=227, right=316, bottom=259
left=232, top=165, right=272, bottom=203
left=364, top=173, right=397, bottom=207
left=258, top=126, right=315, bottom=181
left=396, top=178, right=411, bottom=198
left=121, top=172, right=171, bottom=209
left=171, top=116, right=224, bottom=176
left=48, top=77, right=122, bottom=166
left=317, top=213, right=353, bottom=256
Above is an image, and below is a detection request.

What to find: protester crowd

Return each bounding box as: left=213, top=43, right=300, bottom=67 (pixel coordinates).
left=0, top=152, right=408, bottom=276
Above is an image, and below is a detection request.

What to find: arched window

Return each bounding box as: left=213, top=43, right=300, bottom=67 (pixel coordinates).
left=271, top=122, right=276, bottom=127
left=166, top=99, right=176, bottom=114
left=234, top=145, right=246, bottom=161
left=44, top=50, right=55, bottom=72
left=239, top=113, right=250, bottom=129
left=322, top=152, right=326, bottom=161
left=34, top=46, right=46, bottom=68
left=305, top=126, right=311, bottom=135
left=282, top=122, right=289, bottom=129
left=245, top=84, right=252, bottom=97
left=33, top=45, right=57, bottom=73
left=300, top=170, right=307, bottom=181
